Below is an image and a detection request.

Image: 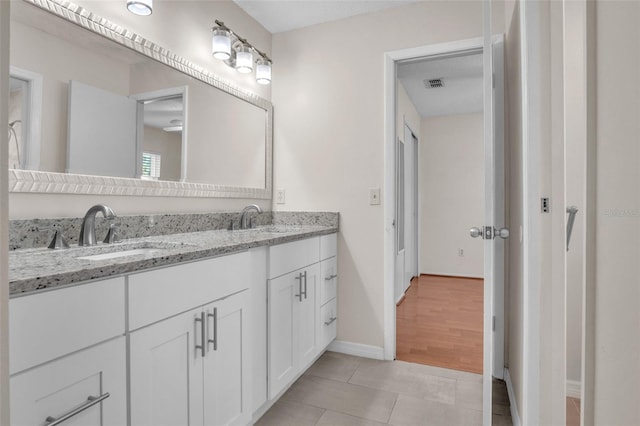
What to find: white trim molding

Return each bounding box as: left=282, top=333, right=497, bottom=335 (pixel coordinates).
left=327, top=340, right=384, bottom=360
left=504, top=368, right=522, bottom=426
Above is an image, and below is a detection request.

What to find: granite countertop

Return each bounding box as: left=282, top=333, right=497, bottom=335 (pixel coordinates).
left=9, top=224, right=337, bottom=296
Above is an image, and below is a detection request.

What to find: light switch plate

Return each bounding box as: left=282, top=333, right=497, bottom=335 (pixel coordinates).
left=276, top=189, right=286, bottom=204
left=369, top=188, right=381, bottom=205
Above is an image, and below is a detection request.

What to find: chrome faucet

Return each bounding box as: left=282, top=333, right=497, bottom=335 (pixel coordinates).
left=79, top=204, right=116, bottom=246
left=238, top=204, right=263, bottom=230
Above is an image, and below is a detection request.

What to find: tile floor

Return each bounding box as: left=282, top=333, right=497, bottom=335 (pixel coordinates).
left=256, top=351, right=513, bottom=426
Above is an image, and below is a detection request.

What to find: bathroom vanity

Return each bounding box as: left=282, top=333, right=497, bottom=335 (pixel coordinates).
left=8, top=223, right=338, bottom=426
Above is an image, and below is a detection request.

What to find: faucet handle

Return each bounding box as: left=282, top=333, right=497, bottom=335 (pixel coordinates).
left=103, top=223, right=120, bottom=244
left=38, top=225, right=70, bottom=250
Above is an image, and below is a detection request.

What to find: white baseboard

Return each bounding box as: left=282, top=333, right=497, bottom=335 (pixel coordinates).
left=420, top=271, right=484, bottom=279
left=567, top=379, right=581, bottom=399
left=504, top=368, right=522, bottom=426
left=327, top=340, right=385, bottom=360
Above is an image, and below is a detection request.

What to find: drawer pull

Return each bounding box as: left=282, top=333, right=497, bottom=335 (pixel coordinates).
left=324, top=316, right=337, bottom=326
left=44, top=392, right=110, bottom=426
left=294, top=273, right=303, bottom=302
left=195, top=312, right=206, bottom=357
left=207, top=308, right=218, bottom=351
left=324, top=274, right=337, bottom=281
left=302, top=271, right=308, bottom=299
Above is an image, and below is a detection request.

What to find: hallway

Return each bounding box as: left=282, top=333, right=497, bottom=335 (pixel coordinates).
left=396, top=275, right=484, bottom=374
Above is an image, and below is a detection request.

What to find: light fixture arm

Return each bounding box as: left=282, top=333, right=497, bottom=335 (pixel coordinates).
left=213, top=20, right=272, bottom=63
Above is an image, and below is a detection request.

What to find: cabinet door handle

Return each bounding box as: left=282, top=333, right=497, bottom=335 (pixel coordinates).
left=302, top=271, right=308, bottom=299
left=207, top=308, right=218, bottom=351
left=294, top=273, right=303, bottom=302
left=195, top=312, right=206, bottom=357
left=44, top=392, right=110, bottom=426
left=324, top=273, right=337, bottom=281
left=324, top=317, right=337, bottom=326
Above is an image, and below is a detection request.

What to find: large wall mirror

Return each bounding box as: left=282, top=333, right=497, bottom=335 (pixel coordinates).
left=8, top=0, right=272, bottom=198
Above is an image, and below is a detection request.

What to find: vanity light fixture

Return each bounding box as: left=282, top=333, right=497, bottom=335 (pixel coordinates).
left=211, top=20, right=272, bottom=85
left=126, top=0, right=152, bottom=16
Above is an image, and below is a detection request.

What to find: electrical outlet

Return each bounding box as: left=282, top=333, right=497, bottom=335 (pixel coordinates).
left=276, top=189, right=285, bottom=204
left=369, top=188, right=381, bottom=205
left=458, top=248, right=464, bottom=257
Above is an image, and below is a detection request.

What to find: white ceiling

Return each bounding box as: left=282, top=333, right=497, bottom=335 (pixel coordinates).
left=233, top=0, right=418, bottom=34
left=144, top=97, right=184, bottom=131
left=397, top=52, right=484, bottom=118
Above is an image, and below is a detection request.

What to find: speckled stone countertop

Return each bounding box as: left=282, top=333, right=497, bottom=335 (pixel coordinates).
left=9, top=224, right=337, bottom=296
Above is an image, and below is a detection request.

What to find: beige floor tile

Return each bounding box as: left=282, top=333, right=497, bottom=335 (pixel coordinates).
left=447, top=406, right=483, bottom=425
left=282, top=375, right=399, bottom=423
left=316, top=410, right=388, bottom=426
left=388, top=394, right=454, bottom=426
left=254, top=400, right=325, bottom=426
left=305, top=351, right=363, bottom=382
left=382, top=359, right=483, bottom=384
left=350, top=359, right=456, bottom=404
left=456, top=379, right=484, bottom=411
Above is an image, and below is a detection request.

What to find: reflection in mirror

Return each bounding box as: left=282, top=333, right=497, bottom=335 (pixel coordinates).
left=8, top=77, right=26, bottom=170
left=8, top=0, right=272, bottom=198
left=141, top=96, right=184, bottom=182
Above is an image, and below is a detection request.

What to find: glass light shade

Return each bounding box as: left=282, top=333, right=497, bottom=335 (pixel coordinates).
left=212, top=28, right=231, bottom=60
left=127, top=0, right=152, bottom=16
left=256, top=58, right=272, bottom=85
left=235, top=45, right=253, bottom=74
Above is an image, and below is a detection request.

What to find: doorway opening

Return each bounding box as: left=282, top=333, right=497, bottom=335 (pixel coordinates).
left=395, top=50, right=486, bottom=375
left=383, top=34, right=507, bottom=424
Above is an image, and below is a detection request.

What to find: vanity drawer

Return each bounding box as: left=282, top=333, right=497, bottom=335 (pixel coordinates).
left=10, top=277, right=125, bottom=375
left=320, top=298, right=337, bottom=348
left=269, top=237, right=320, bottom=279
left=320, top=257, right=338, bottom=305
left=320, top=233, right=337, bottom=261
left=128, top=251, right=250, bottom=330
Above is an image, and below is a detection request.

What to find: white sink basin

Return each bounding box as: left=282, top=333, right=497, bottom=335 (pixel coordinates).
left=77, top=248, right=163, bottom=262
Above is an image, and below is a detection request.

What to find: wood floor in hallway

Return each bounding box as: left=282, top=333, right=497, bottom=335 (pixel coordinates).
left=396, top=274, right=484, bottom=374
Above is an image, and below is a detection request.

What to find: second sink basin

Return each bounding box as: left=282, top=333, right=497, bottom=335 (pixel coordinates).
left=77, top=248, right=162, bottom=262
left=75, top=241, right=194, bottom=262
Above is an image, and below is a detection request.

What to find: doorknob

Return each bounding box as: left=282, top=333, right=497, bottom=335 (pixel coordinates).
left=495, top=227, right=510, bottom=239
left=469, top=227, right=483, bottom=238
left=470, top=226, right=509, bottom=239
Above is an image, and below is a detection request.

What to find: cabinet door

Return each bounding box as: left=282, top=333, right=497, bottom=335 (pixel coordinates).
left=130, top=308, right=205, bottom=426
left=298, top=263, right=320, bottom=368
left=10, top=337, right=126, bottom=426
left=268, top=271, right=298, bottom=398
left=203, top=291, right=251, bottom=426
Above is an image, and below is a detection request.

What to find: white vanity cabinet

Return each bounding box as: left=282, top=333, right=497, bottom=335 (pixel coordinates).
left=268, top=263, right=320, bottom=398
left=267, top=234, right=338, bottom=399
left=128, top=252, right=252, bottom=426
left=9, top=277, right=127, bottom=426
left=319, top=234, right=338, bottom=348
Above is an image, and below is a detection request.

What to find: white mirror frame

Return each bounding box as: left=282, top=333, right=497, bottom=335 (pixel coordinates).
left=9, top=0, right=273, bottom=199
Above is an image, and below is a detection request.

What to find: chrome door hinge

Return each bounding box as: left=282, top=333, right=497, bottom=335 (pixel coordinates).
left=492, top=316, right=496, bottom=332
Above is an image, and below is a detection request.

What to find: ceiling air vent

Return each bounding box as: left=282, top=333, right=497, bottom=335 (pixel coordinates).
left=424, top=78, right=444, bottom=89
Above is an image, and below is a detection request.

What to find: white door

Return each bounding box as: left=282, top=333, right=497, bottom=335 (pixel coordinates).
left=203, top=291, right=251, bottom=426
left=10, top=337, right=127, bottom=426
left=268, top=270, right=298, bottom=398
left=404, top=124, right=417, bottom=288
left=67, top=80, right=137, bottom=178
left=298, top=264, right=320, bottom=368
left=394, top=137, right=406, bottom=303
left=130, top=307, right=204, bottom=426
left=476, top=28, right=507, bottom=424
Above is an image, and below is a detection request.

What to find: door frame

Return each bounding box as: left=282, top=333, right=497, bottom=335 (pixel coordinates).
left=383, top=36, right=488, bottom=362
left=383, top=36, right=506, bottom=425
